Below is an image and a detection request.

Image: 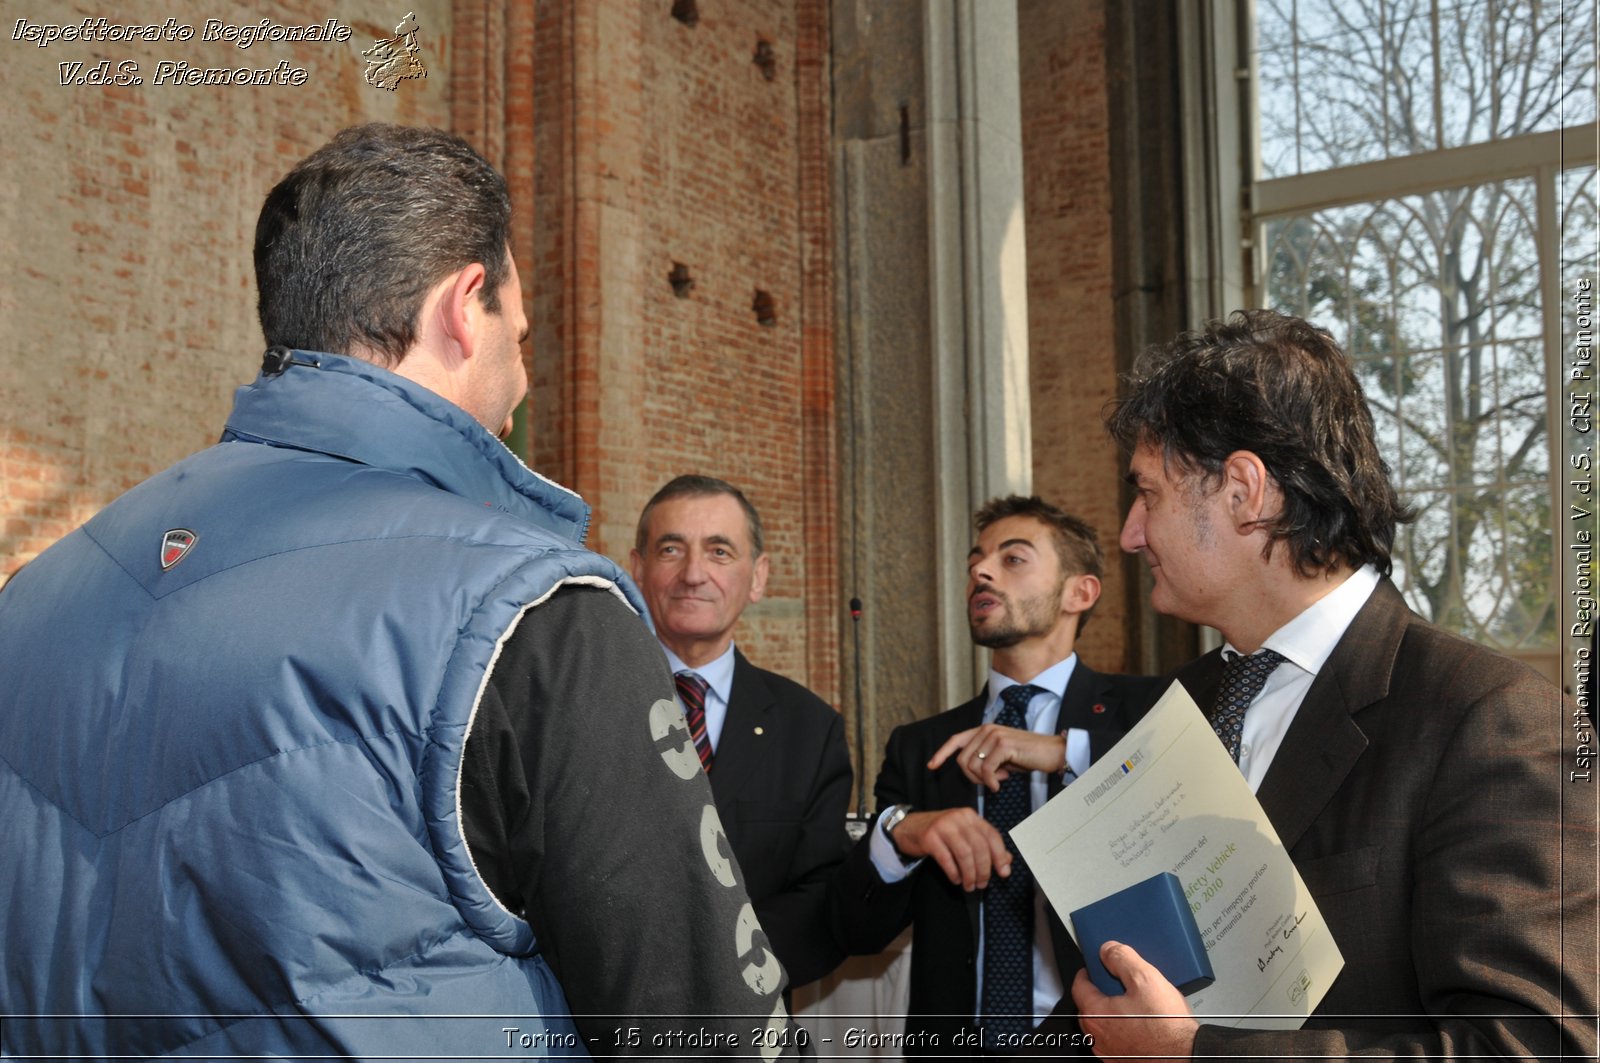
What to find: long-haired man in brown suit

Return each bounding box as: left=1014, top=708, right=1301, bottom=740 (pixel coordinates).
left=1077, top=309, right=1597, bottom=1059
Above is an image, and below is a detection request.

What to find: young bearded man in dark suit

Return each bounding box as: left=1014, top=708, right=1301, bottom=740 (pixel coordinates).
left=1077, top=309, right=1597, bottom=1058
left=833, top=496, right=1164, bottom=1055
left=632, top=475, right=853, bottom=992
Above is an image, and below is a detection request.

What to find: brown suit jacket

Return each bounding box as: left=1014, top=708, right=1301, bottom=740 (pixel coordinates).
left=1174, top=579, right=1597, bottom=1057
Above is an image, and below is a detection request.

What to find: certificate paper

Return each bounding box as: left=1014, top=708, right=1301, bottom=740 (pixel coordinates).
left=1012, top=682, right=1344, bottom=1027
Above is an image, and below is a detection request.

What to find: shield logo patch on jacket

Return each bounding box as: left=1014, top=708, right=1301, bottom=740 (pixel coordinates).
left=160, top=529, right=198, bottom=571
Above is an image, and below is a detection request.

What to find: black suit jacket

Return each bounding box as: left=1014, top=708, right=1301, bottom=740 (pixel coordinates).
left=832, top=662, right=1166, bottom=1055
left=1175, top=579, right=1597, bottom=1057
left=712, top=649, right=853, bottom=988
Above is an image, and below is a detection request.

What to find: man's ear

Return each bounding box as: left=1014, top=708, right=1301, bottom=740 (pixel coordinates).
left=437, top=262, right=489, bottom=358
left=1061, top=572, right=1101, bottom=616
left=749, top=553, right=771, bottom=604
left=1221, top=450, right=1273, bottom=533
left=629, top=548, right=644, bottom=585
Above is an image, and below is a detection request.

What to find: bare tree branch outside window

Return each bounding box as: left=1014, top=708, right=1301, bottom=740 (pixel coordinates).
left=1255, top=0, right=1597, bottom=651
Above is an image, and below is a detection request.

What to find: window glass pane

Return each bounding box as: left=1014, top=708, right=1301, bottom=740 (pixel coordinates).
left=1496, top=483, right=1556, bottom=648
left=1497, top=341, right=1550, bottom=483
left=1393, top=353, right=1452, bottom=491
left=1256, top=0, right=1596, bottom=179
left=1391, top=487, right=1451, bottom=612
left=1264, top=177, right=1559, bottom=649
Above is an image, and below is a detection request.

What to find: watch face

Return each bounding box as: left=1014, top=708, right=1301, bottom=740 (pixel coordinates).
left=883, top=805, right=914, bottom=862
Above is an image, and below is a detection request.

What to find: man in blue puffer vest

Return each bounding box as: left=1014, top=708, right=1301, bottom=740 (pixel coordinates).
left=0, top=124, right=800, bottom=1060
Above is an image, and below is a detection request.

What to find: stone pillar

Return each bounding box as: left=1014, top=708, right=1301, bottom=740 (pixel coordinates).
left=832, top=0, right=1032, bottom=772
left=926, top=0, right=1034, bottom=706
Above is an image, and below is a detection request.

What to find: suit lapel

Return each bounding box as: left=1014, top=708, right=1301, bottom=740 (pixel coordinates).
left=709, top=650, right=771, bottom=807
left=1055, top=661, right=1103, bottom=731
left=929, top=693, right=987, bottom=812
left=1046, top=670, right=1083, bottom=801
left=937, top=692, right=988, bottom=946
left=1055, top=663, right=1129, bottom=770
left=1045, top=664, right=1099, bottom=962
left=1252, top=580, right=1408, bottom=850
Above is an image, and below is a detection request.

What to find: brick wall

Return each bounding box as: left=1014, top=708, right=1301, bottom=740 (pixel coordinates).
left=1, top=1, right=1129, bottom=706
left=1, top=2, right=456, bottom=584
left=1018, top=0, right=1135, bottom=672
left=529, top=0, right=839, bottom=703
left=0, top=0, right=840, bottom=704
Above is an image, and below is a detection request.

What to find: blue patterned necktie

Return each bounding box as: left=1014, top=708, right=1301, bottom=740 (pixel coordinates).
left=1208, top=649, right=1285, bottom=762
left=674, top=672, right=713, bottom=772
left=979, top=682, right=1044, bottom=1044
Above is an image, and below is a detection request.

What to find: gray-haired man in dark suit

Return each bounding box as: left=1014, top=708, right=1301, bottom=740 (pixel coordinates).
left=631, top=475, right=853, bottom=992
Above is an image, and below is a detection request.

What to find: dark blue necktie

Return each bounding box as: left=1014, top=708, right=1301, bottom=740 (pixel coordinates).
left=980, top=683, right=1044, bottom=1043
left=1208, top=649, right=1285, bottom=762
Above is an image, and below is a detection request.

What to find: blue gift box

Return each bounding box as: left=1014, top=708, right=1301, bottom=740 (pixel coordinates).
left=1070, top=871, right=1215, bottom=997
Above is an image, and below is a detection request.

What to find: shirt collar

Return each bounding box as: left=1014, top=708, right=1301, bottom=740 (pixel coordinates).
left=984, top=653, right=1078, bottom=728
left=1226, top=564, right=1381, bottom=677
left=661, top=641, right=738, bottom=704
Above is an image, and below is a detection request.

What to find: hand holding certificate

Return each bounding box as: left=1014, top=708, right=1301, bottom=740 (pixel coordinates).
left=1011, top=681, right=1344, bottom=1028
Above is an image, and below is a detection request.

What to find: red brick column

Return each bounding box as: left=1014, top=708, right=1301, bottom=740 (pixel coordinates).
left=1019, top=0, right=1133, bottom=672
left=795, top=0, right=840, bottom=702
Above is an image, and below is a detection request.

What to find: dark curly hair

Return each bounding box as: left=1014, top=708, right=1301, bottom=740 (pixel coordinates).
left=1105, top=309, right=1413, bottom=577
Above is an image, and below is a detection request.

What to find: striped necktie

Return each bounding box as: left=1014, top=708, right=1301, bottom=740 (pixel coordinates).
left=674, top=671, right=713, bottom=772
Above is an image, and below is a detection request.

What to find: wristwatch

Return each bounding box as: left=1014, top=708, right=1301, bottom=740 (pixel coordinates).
left=880, top=803, right=914, bottom=861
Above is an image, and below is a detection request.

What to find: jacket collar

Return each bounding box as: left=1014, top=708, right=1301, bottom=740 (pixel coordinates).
left=1251, top=579, right=1407, bottom=849
left=222, top=351, right=590, bottom=543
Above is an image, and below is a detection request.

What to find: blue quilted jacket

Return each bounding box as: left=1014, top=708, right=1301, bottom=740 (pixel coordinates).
left=0, top=353, right=640, bottom=1058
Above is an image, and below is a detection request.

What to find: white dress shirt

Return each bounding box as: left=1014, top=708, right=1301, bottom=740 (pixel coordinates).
left=1227, top=565, right=1381, bottom=792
